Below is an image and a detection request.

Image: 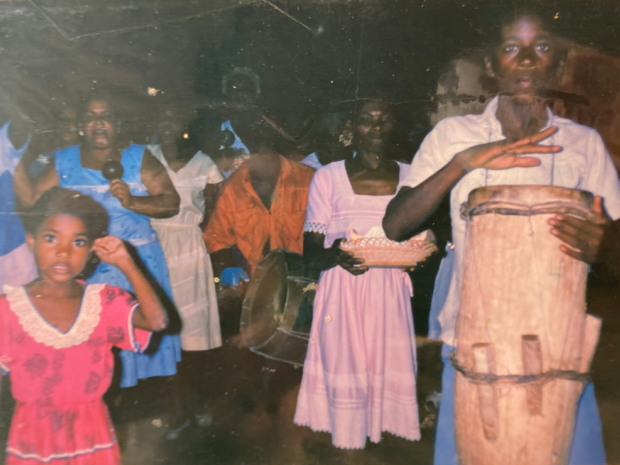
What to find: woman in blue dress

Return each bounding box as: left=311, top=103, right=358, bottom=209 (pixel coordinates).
left=13, top=95, right=183, bottom=391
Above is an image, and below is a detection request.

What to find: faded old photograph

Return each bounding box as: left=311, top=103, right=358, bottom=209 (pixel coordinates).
left=0, top=0, right=619, bottom=464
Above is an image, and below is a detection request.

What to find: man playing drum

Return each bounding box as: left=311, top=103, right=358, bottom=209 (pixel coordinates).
left=383, top=10, right=620, bottom=465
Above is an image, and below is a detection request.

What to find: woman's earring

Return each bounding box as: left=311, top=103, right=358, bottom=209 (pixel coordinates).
left=339, top=128, right=353, bottom=147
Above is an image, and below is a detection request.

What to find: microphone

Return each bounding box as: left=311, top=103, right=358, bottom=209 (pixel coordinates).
left=221, top=128, right=236, bottom=149
left=101, top=160, right=124, bottom=181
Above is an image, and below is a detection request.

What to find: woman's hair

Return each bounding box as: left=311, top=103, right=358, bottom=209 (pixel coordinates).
left=354, top=97, right=389, bottom=112
left=353, top=98, right=395, bottom=129
left=22, top=187, right=109, bottom=241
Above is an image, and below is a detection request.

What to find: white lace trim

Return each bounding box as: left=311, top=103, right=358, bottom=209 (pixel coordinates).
left=3, top=284, right=104, bottom=349
left=304, top=222, right=327, bottom=234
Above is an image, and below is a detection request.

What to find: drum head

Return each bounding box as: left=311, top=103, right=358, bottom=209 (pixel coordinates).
left=467, top=185, right=593, bottom=209
left=240, top=249, right=317, bottom=366
left=464, top=185, right=594, bottom=221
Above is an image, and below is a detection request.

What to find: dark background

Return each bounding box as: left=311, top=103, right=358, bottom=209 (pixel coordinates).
left=1, top=0, right=619, bottom=148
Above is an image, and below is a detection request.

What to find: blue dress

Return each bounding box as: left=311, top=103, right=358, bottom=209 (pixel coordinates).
left=0, top=121, right=30, bottom=258
left=221, top=120, right=250, bottom=156
left=56, top=144, right=181, bottom=387
left=0, top=120, right=37, bottom=288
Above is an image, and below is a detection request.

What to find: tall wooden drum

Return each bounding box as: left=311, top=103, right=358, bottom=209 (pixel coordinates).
left=454, top=186, right=602, bottom=465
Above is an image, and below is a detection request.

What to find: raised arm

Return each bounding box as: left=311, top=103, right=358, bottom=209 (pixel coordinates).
left=384, top=126, right=561, bottom=241
left=384, top=160, right=465, bottom=242
left=92, top=236, right=168, bottom=332
left=14, top=158, right=59, bottom=208
left=109, top=149, right=180, bottom=218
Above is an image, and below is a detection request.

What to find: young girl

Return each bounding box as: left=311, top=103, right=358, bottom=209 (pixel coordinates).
left=1, top=187, right=168, bottom=464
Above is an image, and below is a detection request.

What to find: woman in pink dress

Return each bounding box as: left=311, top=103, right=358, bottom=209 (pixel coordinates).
left=1, top=187, right=168, bottom=464
left=294, top=100, right=420, bottom=449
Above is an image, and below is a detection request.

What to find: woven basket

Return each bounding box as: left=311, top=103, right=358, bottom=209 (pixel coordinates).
left=340, top=233, right=438, bottom=268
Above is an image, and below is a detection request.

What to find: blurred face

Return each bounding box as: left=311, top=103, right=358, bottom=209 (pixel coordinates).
left=83, top=100, right=116, bottom=150
left=156, top=111, right=185, bottom=145
left=234, top=115, right=281, bottom=154
left=60, top=108, right=78, bottom=145
left=227, top=75, right=258, bottom=106
left=314, top=114, right=350, bottom=163
left=26, top=215, right=92, bottom=284
left=488, top=16, right=558, bottom=102
left=354, top=100, right=394, bottom=153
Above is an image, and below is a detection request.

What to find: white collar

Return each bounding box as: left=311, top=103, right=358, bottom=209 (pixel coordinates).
left=482, top=96, right=556, bottom=140
left=3, top=284, right=104, bottom=349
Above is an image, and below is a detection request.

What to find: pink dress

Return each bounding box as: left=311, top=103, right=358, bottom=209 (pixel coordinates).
left=294, top=161, right=420, bottom=449
left=0, top=283, right=152, bottom=464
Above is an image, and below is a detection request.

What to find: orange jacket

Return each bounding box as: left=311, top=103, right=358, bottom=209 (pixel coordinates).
left=204, top=155, right=314, bottom=272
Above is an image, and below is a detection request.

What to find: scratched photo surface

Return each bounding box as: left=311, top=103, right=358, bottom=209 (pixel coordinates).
left=0, top=1, right=619, bottom=464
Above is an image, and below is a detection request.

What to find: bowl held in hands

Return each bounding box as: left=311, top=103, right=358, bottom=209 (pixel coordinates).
left=101, top=160, right=124, bottom=181
left=340, top=229, right=438, bottom=268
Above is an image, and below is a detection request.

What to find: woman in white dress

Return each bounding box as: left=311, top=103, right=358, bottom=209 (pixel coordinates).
left=149, top=111, right=223, bottom=437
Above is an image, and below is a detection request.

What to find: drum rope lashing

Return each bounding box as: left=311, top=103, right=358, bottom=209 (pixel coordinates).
left=461, top=201, right=595, bottom=220
left=448, top=351, right=591, bottom=386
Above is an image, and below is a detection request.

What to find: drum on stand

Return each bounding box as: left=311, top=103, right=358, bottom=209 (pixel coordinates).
left=454, top=186, right=602, bottom=465
left=240, top=249, right=317, bottom=367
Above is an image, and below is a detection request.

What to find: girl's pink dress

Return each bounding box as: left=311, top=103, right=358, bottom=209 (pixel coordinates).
left=0, top=283, right=152, bottom=464
left=294, top=161, right=421, bottom=449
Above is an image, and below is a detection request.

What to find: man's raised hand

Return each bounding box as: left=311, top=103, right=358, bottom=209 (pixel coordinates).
left=455, top=126, right=562, bottom=172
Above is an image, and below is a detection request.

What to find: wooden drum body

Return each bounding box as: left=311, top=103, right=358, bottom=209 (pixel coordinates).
left=240, top=249, right=316, bottom=366
left=454, top=186, right=602, bottom=465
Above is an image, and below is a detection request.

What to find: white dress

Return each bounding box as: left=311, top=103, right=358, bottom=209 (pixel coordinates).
left=150, top=146, right=223, bottom=351
left=294, top=162, right=420, bottom=449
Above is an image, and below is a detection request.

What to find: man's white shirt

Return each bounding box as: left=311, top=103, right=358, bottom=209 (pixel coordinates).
left=402, top=96, right=620, bottom=345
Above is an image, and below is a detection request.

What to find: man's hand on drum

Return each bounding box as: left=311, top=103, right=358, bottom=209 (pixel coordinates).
left=332, top=239, right=368, bottom=275
left=549, top=196, right=610, bottom=264
left=454, top=126, right=562, bottom=172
